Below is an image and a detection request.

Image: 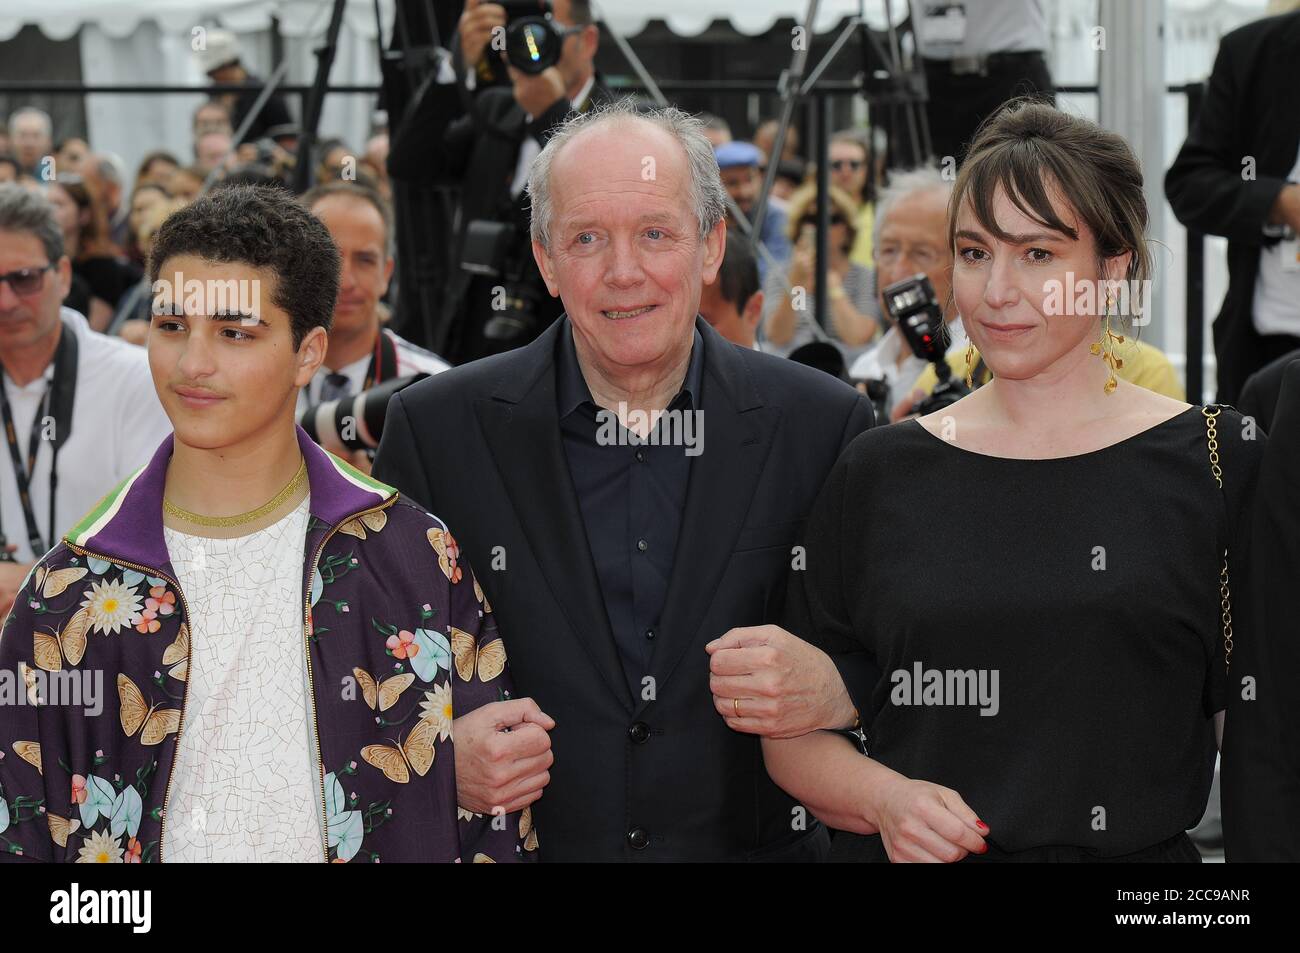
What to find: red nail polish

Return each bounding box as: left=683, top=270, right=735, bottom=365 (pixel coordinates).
left=977, top=841, right=989, bottom=853
left=976, top=819, right=989, bottom=832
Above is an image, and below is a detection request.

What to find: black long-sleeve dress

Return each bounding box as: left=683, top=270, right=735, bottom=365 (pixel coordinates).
left=784, top=405, right=1264, bottom=862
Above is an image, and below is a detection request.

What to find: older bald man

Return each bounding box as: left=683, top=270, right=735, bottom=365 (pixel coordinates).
left=374, top=100, right=874, bottom=861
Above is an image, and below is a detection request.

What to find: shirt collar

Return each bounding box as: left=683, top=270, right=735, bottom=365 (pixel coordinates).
left=64, top=426, right=397, bottom=572
left=312, top=352, right=371, bottom=402
left=2, top=309, right=79, bottom=391
left=556, top=317, right=704, bottom=419
left=572, top=74, right=596, bottom=111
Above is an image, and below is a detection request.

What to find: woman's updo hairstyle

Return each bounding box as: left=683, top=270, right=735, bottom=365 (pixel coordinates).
left=947, top=99, right=1152, bottom=293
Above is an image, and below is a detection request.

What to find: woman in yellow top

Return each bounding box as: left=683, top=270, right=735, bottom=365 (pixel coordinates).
left=826, top=129, right=878, bottom=268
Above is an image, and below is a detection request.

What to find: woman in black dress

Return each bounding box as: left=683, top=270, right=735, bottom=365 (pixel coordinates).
left=762, top=102, right=1264, bottom=862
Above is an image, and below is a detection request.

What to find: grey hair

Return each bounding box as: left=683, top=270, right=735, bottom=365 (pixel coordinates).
left=873, top=165, right=952, bottom=249
left=95, top=153, right=126, bottom=187
left=526, top=99, right=728, bottom=250
left=8, top=107, right=53, bottom=138
left=0, top=183, right=64, bottom=262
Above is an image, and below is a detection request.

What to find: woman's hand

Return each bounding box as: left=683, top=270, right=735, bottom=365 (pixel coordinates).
left=872, top=774, right=989, bottom=862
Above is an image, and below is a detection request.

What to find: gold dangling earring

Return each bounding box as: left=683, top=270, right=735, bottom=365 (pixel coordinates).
left=1089, top=293, right=1124, bottom=394
left=964, top=342, right=976, bottom=389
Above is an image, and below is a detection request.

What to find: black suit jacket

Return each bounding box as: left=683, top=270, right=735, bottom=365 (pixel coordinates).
left=1237, top=347, right=1300, bottom=434
left=373, top=316, right=875, bottom=861
left=1223, top=359, right=1300, bottom=860
left=1165, top=11, right=1300, bottom=404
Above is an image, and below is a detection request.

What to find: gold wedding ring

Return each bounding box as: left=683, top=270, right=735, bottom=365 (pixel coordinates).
left=733, top=697, right=741, bottom=718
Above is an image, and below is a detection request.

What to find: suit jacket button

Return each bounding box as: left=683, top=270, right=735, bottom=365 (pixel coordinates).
left=627, top=827, right=649, bottom=850
left=628, top=721, right=650, bottom=744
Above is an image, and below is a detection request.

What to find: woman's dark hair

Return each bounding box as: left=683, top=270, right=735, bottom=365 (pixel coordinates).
left=148, top=184, right=340, bottom=349
left=51, top=176, right=117, bottom=260
left=132, top=182, right=169, bottom=201
left=949, top=99, right=1151, bottom=289
left=136, top=150, right=179, bottom=183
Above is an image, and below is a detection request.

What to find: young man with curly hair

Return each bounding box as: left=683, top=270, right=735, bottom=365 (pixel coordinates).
left=0, top=186, right=532, bottom=863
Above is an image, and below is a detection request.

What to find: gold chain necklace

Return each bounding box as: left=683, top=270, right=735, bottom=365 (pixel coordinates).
left=163, top=457, right=308, bottom=528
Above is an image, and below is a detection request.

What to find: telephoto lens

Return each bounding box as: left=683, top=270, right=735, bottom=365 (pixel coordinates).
left=298, top=373, right=430, bottom=453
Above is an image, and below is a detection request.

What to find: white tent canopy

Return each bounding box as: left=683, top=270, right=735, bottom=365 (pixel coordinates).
left=0, top=0, right=391, bottom=43
left=2, top=0, right=1274, bottom=43
left=5, top=1, right=872, bottom=44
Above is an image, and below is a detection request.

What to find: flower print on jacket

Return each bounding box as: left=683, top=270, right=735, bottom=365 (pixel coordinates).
left=80, top=577, right=143, bottom=635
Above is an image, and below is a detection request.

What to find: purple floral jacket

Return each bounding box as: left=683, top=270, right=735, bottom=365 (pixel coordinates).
left=0, top=427, right=534, bottom=863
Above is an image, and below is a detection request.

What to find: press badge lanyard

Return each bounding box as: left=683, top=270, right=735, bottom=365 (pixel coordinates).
left=361, top=328, right=399, bottom=391
left=0, top=317, right=79, bottom=559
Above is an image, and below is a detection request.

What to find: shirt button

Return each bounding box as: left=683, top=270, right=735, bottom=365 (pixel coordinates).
left=627, top=827, right=650, bottom=850
left=635, top=448, right=645, bottom=463
left=628, top=721, right=651, bottom=744
left=645, top=628, right=655, bottom=641
left=636, top=538, right=648, bottom=552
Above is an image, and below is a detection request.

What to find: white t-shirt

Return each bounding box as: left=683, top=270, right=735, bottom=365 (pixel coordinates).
left=0, top=308, right=172, bottom=563
left=162, top=494, right=322, bottom=863
left=1252, top=146, right=1300, bottom=337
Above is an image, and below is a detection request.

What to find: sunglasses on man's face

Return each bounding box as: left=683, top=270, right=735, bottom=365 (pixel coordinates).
left=0, top=263, right=55, bottom=297
left=830, top=159, right=864, bottom=172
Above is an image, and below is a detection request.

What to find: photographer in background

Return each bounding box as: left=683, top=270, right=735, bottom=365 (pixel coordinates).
left=763, top=184, right=880, bottom=361
left=387, top=0, right=610, bottom=364
left=847, top=166, right=964, bottom=420
left=300, top=182, right=450, bottom=471
left=195, top=30, right=294, bottom=147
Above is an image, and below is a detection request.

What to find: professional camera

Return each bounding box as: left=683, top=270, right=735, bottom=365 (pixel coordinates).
left=460, top=218, right=549, bottom=345
left=298, top=373, right=429, bottom=454
left=882, top=273, right=972, bottom=416
left=490, top=1, right=572, bottom=77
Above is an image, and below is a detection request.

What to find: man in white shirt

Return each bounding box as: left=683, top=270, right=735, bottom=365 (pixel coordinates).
left=848, top=167, right=967, bottom=420
left=0, top=184, right=170, bottom=614
left=914, top=0, right=1053, bottom=164
left=299, top=182, right=449, bottom=419
left=1165, top=10, right=1300, bottom=404
left=1249, top=147, right=1300, bottom=345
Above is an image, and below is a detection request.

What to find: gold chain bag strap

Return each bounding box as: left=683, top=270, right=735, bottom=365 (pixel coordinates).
left=1202, top=407, right=1234, bottom=674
